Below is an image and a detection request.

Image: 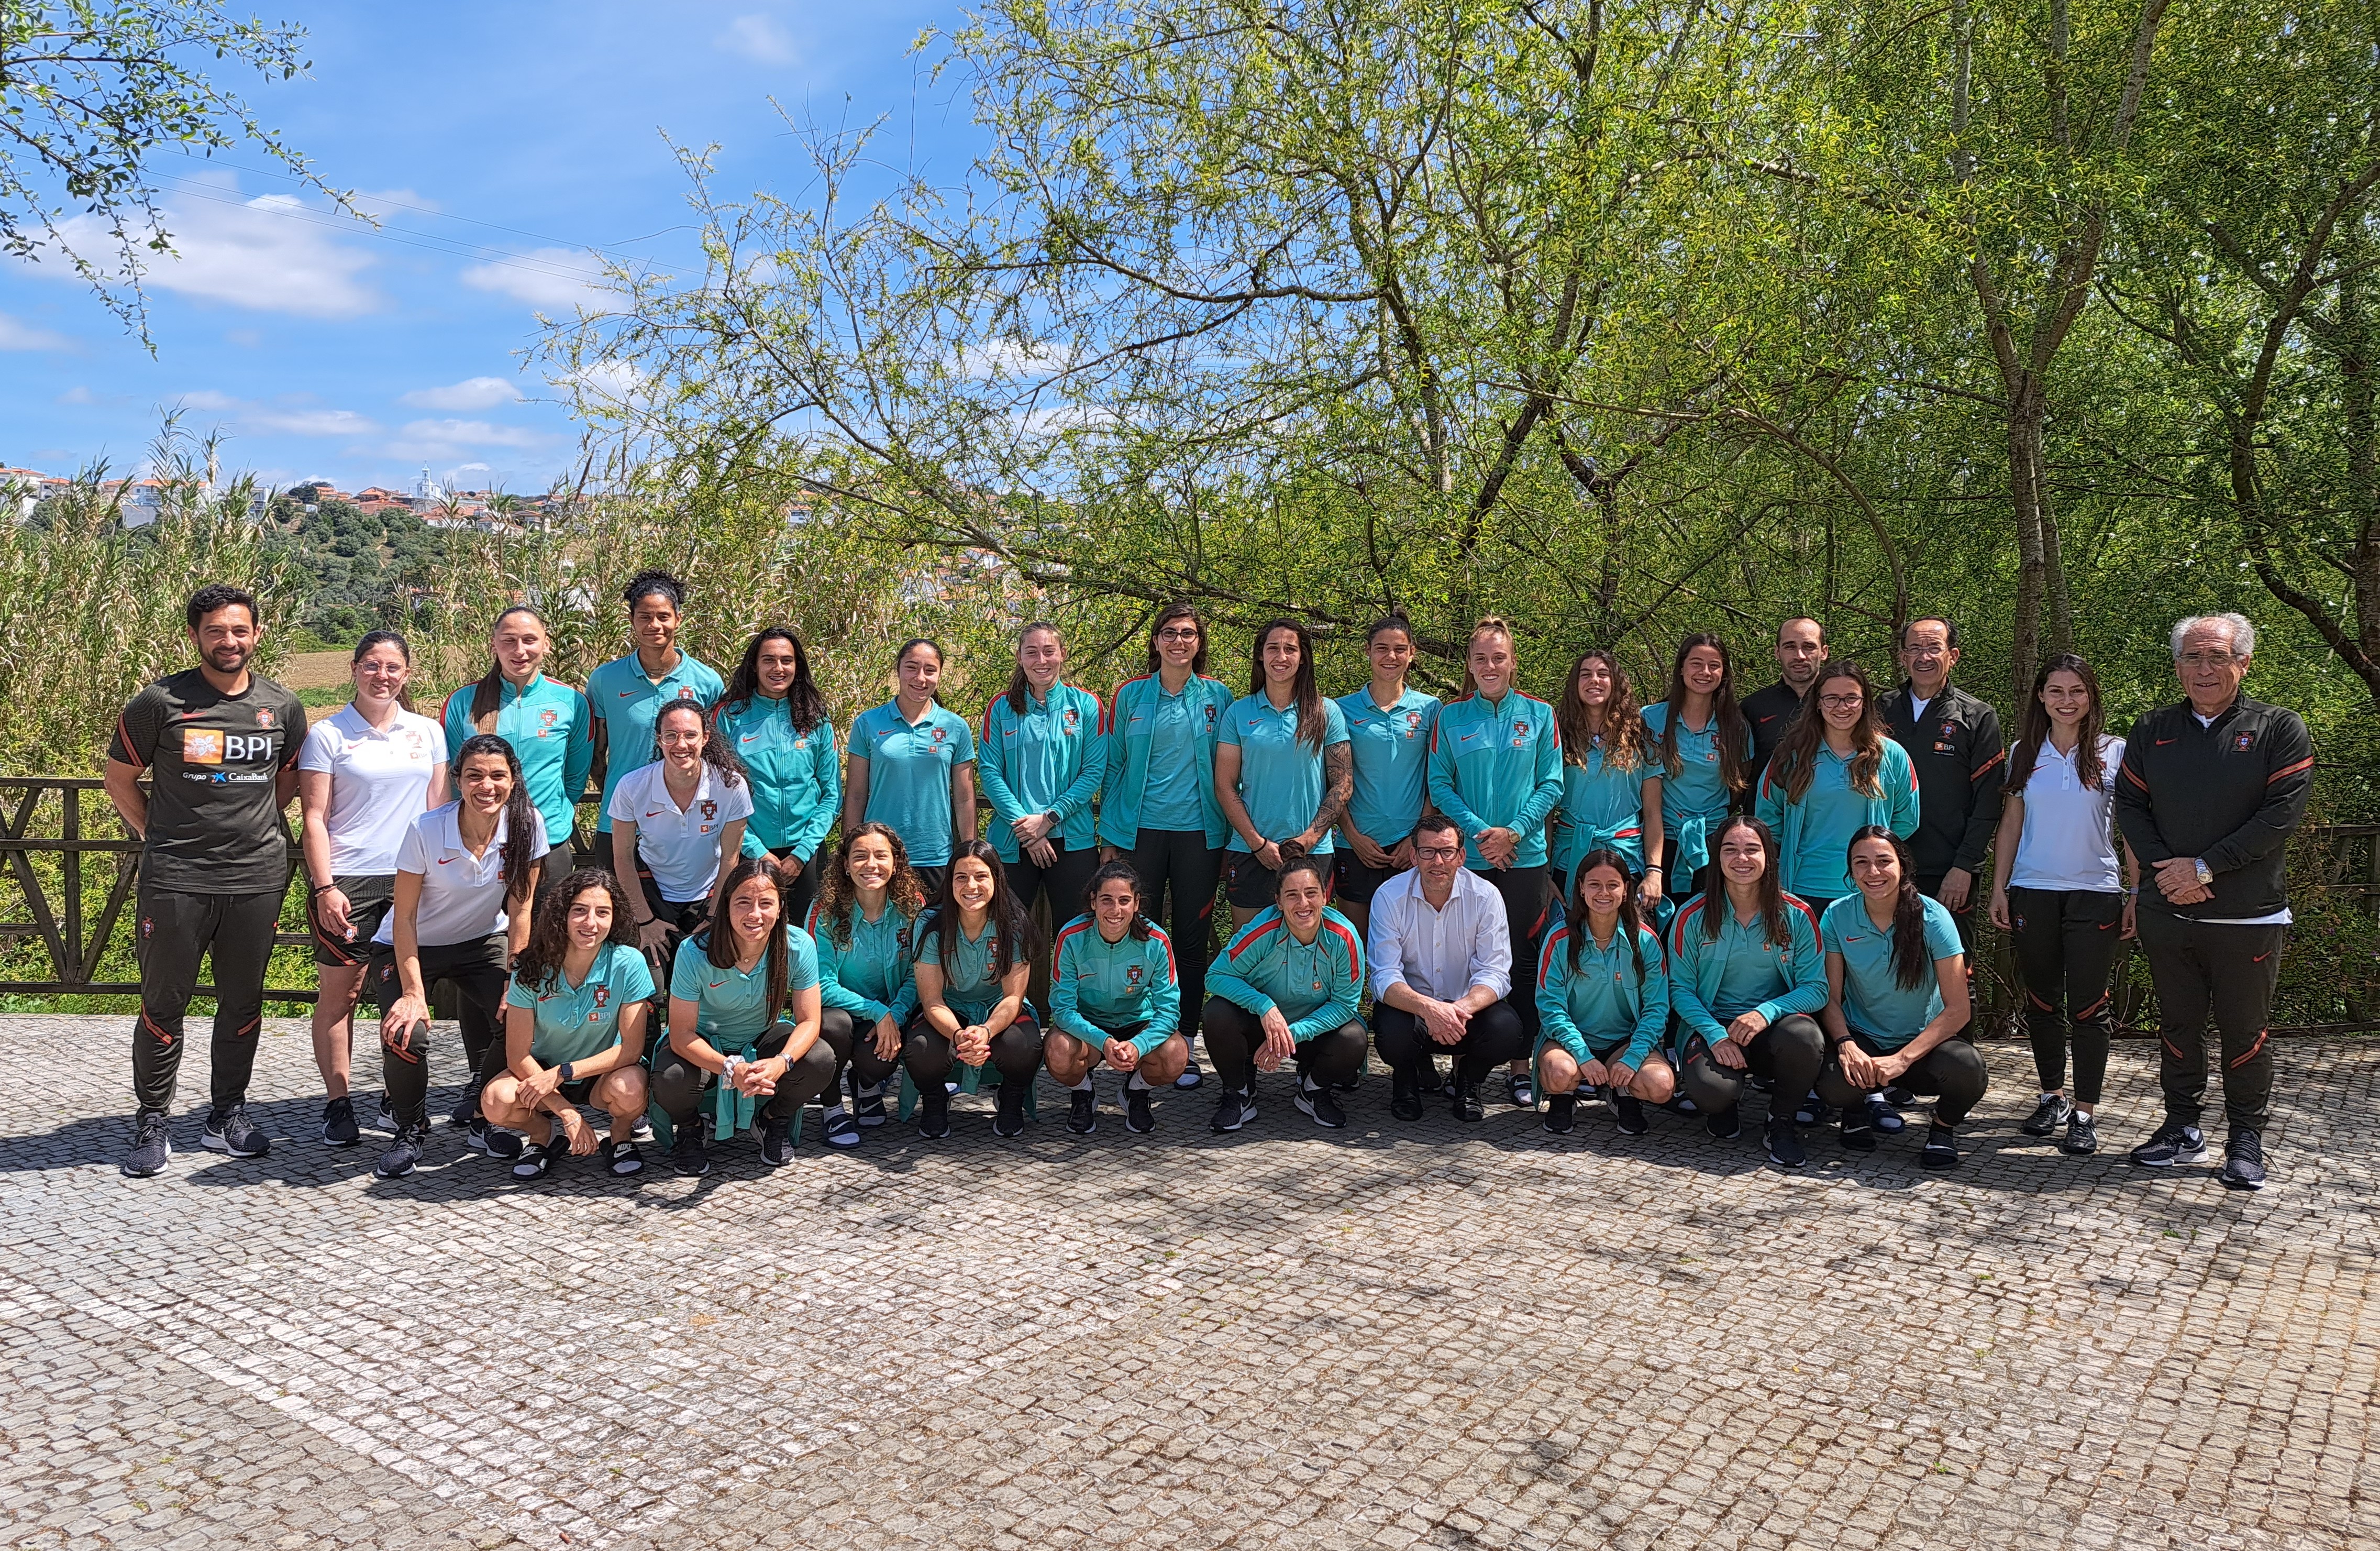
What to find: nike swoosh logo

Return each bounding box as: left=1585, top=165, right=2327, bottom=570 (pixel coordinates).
left=2155, top=737, right=2176, bottom=745
left=2252, top=951, right=2271, bottom=963
left=741, top=733, right=760, bottom=742
left=707, top=980, right=726, bottom=988
left=617, top=690, right=635, bottom=697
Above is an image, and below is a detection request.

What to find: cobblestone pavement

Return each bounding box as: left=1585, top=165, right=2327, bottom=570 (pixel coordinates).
left=1, top=1015, right=2373, bottom=1550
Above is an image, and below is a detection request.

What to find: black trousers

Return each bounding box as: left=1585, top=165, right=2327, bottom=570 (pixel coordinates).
left=636, top=874, right=709, bottom=1003
left=370, top=934, right=511, bottom=1129
left=2135, top=910, right=2283, bottom=1130
left=818, top=1005, right=903, bottom=1096
left=1002, top=840, right=1101, bottom=930
left=652, top=1018, right=839, bottom=1126
left=1817, top=1029, right=1988, bottom=1126
left=767, top=847, right=823, bottom=934
left=1372, top=1000, right=1531, bottom=1084
left=1126, top=830, right=1224, bottom=1021
left=130, top=884, right=283, bottom=1116
left=1200, top=997, right=1366, bottom=1092
left=902, top=1008, right=1044, bottom=1086
left=1678, top=1013, right=1825, bottom=1117
left=1479, top=865, right=1552, bottom=1044
left=2006, top=886, right=2125, bottom=1104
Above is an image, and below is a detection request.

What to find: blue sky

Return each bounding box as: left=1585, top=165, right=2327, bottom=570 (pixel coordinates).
left=1, top=0, right=975, bottom=494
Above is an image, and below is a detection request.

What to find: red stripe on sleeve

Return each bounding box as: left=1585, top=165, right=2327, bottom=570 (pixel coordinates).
left=2267, top=756, right=2314, bottom=784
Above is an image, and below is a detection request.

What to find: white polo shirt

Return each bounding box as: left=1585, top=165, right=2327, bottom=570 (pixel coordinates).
left=374, top=802, right=548, bottom=948
left=1366, top=865, right=1513, bottom=1003
left=2008, top=735, right=2125, bottom=894
left=607, top=760, right=755, bottom=903
left=298, top=704, right=444, bottom=875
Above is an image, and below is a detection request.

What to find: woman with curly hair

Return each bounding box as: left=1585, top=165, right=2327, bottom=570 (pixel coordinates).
left=1549, top=647, right=1664, bottom=908
left=806, top=822, right=928, bottom=1143
left=482, top=868, right=655, bottom=1180
left=609, top=698, right=753, bottom=984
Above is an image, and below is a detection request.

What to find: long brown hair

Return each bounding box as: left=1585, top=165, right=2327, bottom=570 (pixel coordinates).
left=1700, top=815, right=1792, bottom=950
left=450, top=734, right=540, bottom=901
left=927, top=837, right=1039, bottom=983
left=720, top=626, right=829, bottom=733
left=512, top=867, right=637, bottom=993
left=2007, top=652, right=2108, bottom=795
left=1556, top=648, right=1648, bottom=772
left=1248, top=618, right=1330, bottom=750
left=702, top=856, right=792, bottom=1025
left=1005, top=620, right=1062, bottom=714
left=1145, top=603, right=1209, bottom=676
left=1655, top=632, right=1750, bottom=796
left=814, top=822, right=927, bottom=948
left=468, top=605, right=547, bottom=727
left=1457, top=615, right=1518, bottom=696
left=1847, top=826, right=1933, bottom=991
left=1769, top=659, right=1887, bottom=804
left=1566, top=848, right=1647, bottom=980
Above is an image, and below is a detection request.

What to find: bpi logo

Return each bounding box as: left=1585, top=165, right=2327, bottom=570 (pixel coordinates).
left=182, top=728, right=274, bottom=764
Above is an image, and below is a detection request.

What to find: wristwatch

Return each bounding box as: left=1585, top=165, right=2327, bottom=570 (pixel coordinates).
left=558, top=1061, right=575, bottom=1084
left=2193, top=859, right=2214, bottom=887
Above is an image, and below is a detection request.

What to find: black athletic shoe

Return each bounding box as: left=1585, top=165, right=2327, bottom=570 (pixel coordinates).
left=202, top=1105, right=269, bottom=1158
left=1611, top=1092, right=1649, bottom=1137
left=1864, top=1093, right=1906, bottom=1134
left=1296, top=1077, right=1346, bottom=1129
left=1881, top=1084, right=1917, bottom=1106
left=1125, top=1085, right=1155, bottom=1134
left=122, top=1112, right=172, bottom=1178
left=1764, top=1115, right=1805, bottom=1170
left=1542, top=1092, right=1577, bottom=1135
left=1506, top=1071, right=1535, bottom=1108
left=375, top=1124, right=429, bottom=1179
left=1067, top=1088, right=1098, bottom=1136
left=759, top=1118, right=794, bottom=1166
left=1210, top=1087, right=1253, bottom=1133
left=606, top=1138, right=644, bottom=1176
left=1705, top=1103, right=1742, bottom=1141
left=1795, top=1092, right=1829, bottom=1127
left=1418, top=1058, right=1445, bottom=1095
left=320, top=1096, right=360, bottom=1148
left=917, top=1085, right=951, bottom=1140
left=2061, top=1110, right=2099, bottom=1156
left=1449, top=1075, right=1485, bottom=1124
left=1175, top=1056, right=1204, bottom=1090
left=1390, top=1068, right=1424, bottom=1122
left=2129, top=1120, right=2206, bottom=1168
left=1839, top=1117, right=1876, bottom=1153
left=671, top=1121, right=711, bottom=1176
left=2022, top=1094, right=2073, bottom=1137
left=448, top=1090, right=481, bottom=1129
left=992, top=1082, right=1028, bottom=1138
left=512, top=1138, right=562, bottom=1179
left=466, top=1118, right=522, bottom=1160
left=853, top=1081, right=888, bottom=1127
left=821, top=1107, right=860, bottom=1148
left=1920, top=1121, right=1960, bottom=1171
left=2220, top=1127, right=2266, bottom=1191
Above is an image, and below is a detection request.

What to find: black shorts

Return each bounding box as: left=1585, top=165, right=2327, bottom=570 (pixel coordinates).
left=1225, top=851, right=1335, bottom=909
left=309, top=873, right=395, bottom=967
left=1331, top=852, right=1401, bottom=907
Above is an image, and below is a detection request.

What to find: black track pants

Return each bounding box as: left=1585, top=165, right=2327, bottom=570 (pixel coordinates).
left=2135, top=910, right=2284, bottom=1130
left=129, top=885, right=283, bottom=1116
left=2006, top=886, right=2124, bottom=1104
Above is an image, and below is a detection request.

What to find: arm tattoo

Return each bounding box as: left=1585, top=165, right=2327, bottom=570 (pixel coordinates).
left=1314, top=743, right=1354, bottom=832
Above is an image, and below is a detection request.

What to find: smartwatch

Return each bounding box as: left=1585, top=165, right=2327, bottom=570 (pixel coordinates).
left=558, top=1061, right=575, bottom=1084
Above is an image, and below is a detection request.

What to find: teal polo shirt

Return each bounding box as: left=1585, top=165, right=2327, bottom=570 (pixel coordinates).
left=504, top=943, right=656, bottom=1065
left=1220, top=691, right=1349, bottom=853
left=586, top=651, right=726, bottom=834
left=849, top=699, right=978, bottom=867
left=1336, top=687, right=1438, bottom=846
left=1821, top=894, right=1965, bottom=1049
left=914, top=910, right=1020, bottom=1025
left=667, top=927, right=822, bottom=1047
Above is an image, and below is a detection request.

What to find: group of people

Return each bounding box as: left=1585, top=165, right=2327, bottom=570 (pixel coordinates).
left=105, top=576, right=2312, bottom=1194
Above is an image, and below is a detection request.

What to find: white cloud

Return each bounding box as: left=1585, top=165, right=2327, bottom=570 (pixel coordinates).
left=552, top=359, right=647, bottom=412
left=957, top=340, right=1075, bottom=379
left=43, top=193, right=381, bottom=317
left=459, top=247, right=608, bottom=312
left=718, top=14, right=800, bottom=63
left=170, top=391, right=379, bottom=437
left=397, top=418, right=549, bottom=449
left=400, top=376, right=523, bottom=411
left=0, top=312, right=74, bottom=351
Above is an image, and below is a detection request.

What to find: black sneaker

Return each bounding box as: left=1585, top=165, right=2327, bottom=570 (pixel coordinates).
left=1125, top=1085, right=1155, bottom=1134
left=821, top=1106, right=860, bottom=1148
left=992, top=1082, right=1028, bottom=1138
left=1449, top=1075, right=1484, bottom=1124
left=466, top=1118, right=522, bottom=1160
left=1390, top=1068, right=1423, bottom=1122
left=1210, top=1087, right=1253, bottom=1133
left=2220, top=1126, right=2266, bottom=1191
left=1067, top=1088, right=1098, bottom=1136
left=1920, top=1121, right=1960, bottom=1171
left=1611, top=1092, right=1648, bottom=1137
left=1881, top=1084, right=1917, bottom=1106
left=1295, top=1077, right=1346, bottom=1129
left=629, top=1113, right=652, bottom=1141
left=1705, top=1103, right=1741, bottom=1140
left=2129, top=1120, right=2206, bottom=1168
left=1175, top=1056, right=1204, bottom=1090
left=671, top=1121, right=711, bottom=1176
left=1864, top=1093, right=1906, bottom=1134
left=1839, top=1116, right=1876, bottom=1153
left=917, top=1085, right=951, bottom=1140
left=1542, top=1092, right=1577, bottom=1135
left=2022, top=1094, right=2073, bottom=1137
left=2061, top=1110, right=2099, bottom=1156
left=1418, top=1058, right=1445, bottom=1095
left=121, top=1112, right=172, bottom=1178
left=375, top=1124, right=429, bottom=1179
left=321, top=1096, right=360, bottom=1148
left=202, top=1105, right=269, bottom=1158
left=448, top=1088, right=481, bottom=1128
left=1506, top=1071, right=1535, bottom=1108
left=853, top=1080, right=888, bottom=1127
left=1795, top=1092, right=1828, bottom=1127
left=759, top=1118, right=794, bottom=1166
left=606, top=1138, right=644, bottom=1176
left=512, top=1138, right=562, bottom=1179
left=1764, top=1116, right=1805, bottom=1170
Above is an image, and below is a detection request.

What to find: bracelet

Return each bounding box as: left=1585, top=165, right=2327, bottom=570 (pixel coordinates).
left=309, top=882, right=339, bottom=897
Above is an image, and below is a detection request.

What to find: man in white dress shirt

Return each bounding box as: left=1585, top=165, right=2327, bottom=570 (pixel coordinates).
left=1367, top=812, right=1530, bottom=1123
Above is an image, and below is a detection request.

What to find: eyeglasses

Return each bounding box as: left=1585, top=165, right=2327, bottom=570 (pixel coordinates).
left=2177, top=651, right=2239, bottom=669
left=1817, top=694, right=1864, bottom=709
left=1413, top=845, right=1464, bottom=861
left=1157, top=629, right=1200, bottom=643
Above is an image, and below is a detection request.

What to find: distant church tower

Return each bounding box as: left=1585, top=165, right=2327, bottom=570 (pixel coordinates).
left=413, top=464, right=444, bottom=502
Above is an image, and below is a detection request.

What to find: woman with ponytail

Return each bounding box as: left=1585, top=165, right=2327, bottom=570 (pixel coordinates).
left=1533, top=849, right=1673, bottom=1136
left=1217, top=618, right=1352, bottom=927
left=1046, top=862, right=1186, bottom=1135
left=608, top=698, right=752, bottom=984
left=368, top=733, right=549, bottom=1180
left=715, top=626, right=839, bottom=927
left=586, top=570, right=726, bottom=864
left=1816, top=827, right=1985, bottom=1170
left=979, top=621, right=1108, bottom=930
left=437, top=606, right=595, bottom=884
left=1640, top=633, right=1753, bottom=902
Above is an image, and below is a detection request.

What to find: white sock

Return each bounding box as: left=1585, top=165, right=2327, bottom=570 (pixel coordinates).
left=1126, top=1071, right=1150, bottom=1091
